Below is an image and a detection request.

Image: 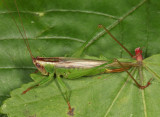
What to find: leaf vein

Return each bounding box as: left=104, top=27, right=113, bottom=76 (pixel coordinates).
left=104, top=76, right=129, bottom=117
left=86, top=0, right=147, bottom=49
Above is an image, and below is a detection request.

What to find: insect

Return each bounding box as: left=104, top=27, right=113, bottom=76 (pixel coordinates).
left=1, top=0, right=159, bottom=116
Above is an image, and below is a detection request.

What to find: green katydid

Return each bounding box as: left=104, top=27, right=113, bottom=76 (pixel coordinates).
left=1, top=0, right=158, bottom=116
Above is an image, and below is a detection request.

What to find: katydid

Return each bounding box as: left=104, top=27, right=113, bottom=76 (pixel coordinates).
left=2, top=0, right=153, bottom=116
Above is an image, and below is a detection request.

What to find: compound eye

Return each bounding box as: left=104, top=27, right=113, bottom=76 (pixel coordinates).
left=36, top=63, right=41, bottom=68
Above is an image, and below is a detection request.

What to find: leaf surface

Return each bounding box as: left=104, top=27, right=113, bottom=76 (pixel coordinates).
left=1, top=54, right=160, bottom=117
left=0, top=0, right=160, bottom=117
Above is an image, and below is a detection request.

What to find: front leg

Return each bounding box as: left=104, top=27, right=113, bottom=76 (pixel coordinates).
left=22, top=73, right=54, bottom=94
left=55, top=75, right=74, bottom=116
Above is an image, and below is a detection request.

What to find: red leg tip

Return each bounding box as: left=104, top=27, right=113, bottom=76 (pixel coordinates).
left=98, top=24, right=103, bottom=28
left=67, top=108, right=74, bottom=116
left=21, top=91, right=26, bottom=95
left=21, top=88, right=31, bottom=95
left=67, top=101, right=74, bottom=116
left=147, top=82, right=151, bottom=85
left=139, top=81, right=151, bottom=90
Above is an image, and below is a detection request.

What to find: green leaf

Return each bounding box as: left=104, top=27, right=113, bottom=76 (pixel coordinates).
left=1, top=54, right=160, bottom=117
left=0, top=0, right=160, bottom=117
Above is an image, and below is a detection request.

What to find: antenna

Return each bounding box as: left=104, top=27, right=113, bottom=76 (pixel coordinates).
left=98, top=24, right=134, bottom=58
left=2, top=0, right=34, bottom=60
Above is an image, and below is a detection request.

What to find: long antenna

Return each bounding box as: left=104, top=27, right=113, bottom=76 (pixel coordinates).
left=2, top=0, right=34, bottom=60
left=98, top=24, right=134, bottom=58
